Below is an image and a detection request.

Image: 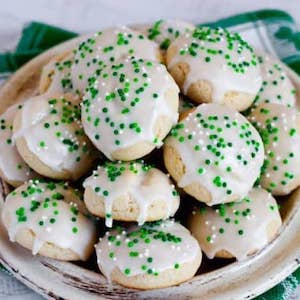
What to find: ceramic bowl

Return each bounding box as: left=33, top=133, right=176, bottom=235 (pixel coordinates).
left=0, top=33, right=300, bottom=300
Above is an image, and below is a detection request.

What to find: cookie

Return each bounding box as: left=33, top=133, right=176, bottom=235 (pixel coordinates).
left=0, top=104, right=36, bottom=187
left=1, top=179, right=97, bottom=261
left=164, top=103, right=264, bottom=205
left=82, top=58, right=179, bottom=161
left=188, top=188, right=282, bottom=260
left=39, top=51, right=75, bottom=96
left=83, top=161, right=180, bottom=227
left=13, top=94, right=97, bottom=180
left=95, top=219, right=202, bottom=289
left=250, top=54, right=296, bottom=109
left=249, top=103, right=300, bottom=195
left=166, top=27, right=262, bottom=111
left=71, top=26, right=162, bottom=95
left=137, top=19, right=195, bottom=51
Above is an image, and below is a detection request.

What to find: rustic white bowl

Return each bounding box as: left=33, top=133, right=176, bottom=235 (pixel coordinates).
left=0, top=35, right=300, bottom=300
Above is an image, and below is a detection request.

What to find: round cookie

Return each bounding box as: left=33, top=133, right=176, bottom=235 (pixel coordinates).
left=137, top=19, right=195, bottom=51
left=82, top=58, right=179, bottom=161
left=95, top=219, right=202, bottom=289
left=39, top=51, right=75, bottom=96
left=249, top=103, right=300, bottom=195
left=0, top=104, right=36, bottom=187
left=83, top=161, right=180, bottom=227
left=1, top=179, right=97, bottom=261
left=188, top=188, right=282, bottom=260
left=13, top=93, right=97, bottom=180
left=252, top=54, right=296, bottom=108
left=166, top=27, right=262, bottom=111
left=164, top=103, right=264, bottom=205
left=71, top=26, right=162, bottom=95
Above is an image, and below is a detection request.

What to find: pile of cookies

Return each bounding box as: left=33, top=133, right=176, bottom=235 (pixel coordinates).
left=1, top=19, right=298, bottom=290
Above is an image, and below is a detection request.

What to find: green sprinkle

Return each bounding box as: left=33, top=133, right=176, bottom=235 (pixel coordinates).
left=147, top=257, right=153, bottom=263
left=124, top=268, right=131, bottom=275
left=198, top=167, right=205, bottom=174
left=289, top=128, right=296, bottom=136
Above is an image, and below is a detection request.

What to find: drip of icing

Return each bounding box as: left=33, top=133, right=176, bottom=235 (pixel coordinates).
left=249, top=103, right=300, bottom=195
left=95, top=219, right=200, bottom=280
left=167, top=27, right=262, bottom=101
left=137, top=19, right=195, bottom=50
left=166, top=103, right=264, bottom=205
left=13, top=94, right=96, bottom=177
left=7, top=224, right=17, bottom=242
left=32, top=238, right=44, bottom=255
left=0, top=104, right=36, bottom=183
left=81, top=58, right=179, bottom=160
left=83, top=161, right=180, bottom=227
left=1, top=180, right=96, bottom=260
left=190, top=188, right=282, bottom=260
left=71, top=26, right=161, bottom=94
left=252, top=54, right=296, bottom=108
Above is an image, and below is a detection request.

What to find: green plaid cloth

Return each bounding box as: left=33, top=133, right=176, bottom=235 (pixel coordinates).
left=0, top=9, right=299, bottom=300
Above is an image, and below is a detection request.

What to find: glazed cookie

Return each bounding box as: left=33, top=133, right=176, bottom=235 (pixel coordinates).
left=164, top=103, right=264, bottom=205
left=251, top=54, right=296, bottom=108
left=83, top=161, right=180, bottom=227
left=39, top=51, right=75, bottom=96
left=71, top=26, right=162, bottom=94
left=82, top=58, right=179, bottom=161
left=1, top=179, right=97, bottom=261
left=243, top=53, right=297, bottom=116
left=13, top=94, right=97, bottom=180
left=137, top=19, right=195, bottom=51
left=249, top=103, right=300, bottom=195
left=0, top=104, right=36, bottom=187
left=166, top=27, right=262, bottom=111
left=188, top=188, right=282, bottom=260
left=95, top=220, right=202, bottom=289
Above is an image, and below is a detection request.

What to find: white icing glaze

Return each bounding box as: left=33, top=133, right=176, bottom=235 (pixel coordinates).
left=249, top=103, right=300, bottom=195
left=13, top=94, right=96, bottom=179
left=83, top=161, right=180, bottom=227
left=41, top=53, right=75, bottom=96
left=71, top=26, right=161, bottom=94
left=167, top=27, right=262, bottom=101
left=81, top=58, right=179, bottom=160
left=95, top=219, right=200, bottom=280
left=0, top=104, right=36, bottom=184
left=137, top=19, right=195, bottom=50
left=189, top=188, right=282, bottom=261
left=1, top=180, right=96, bottom=260
left=252, top=54, right=296, bottom=107
left=166, top=103, right=264, bottom=205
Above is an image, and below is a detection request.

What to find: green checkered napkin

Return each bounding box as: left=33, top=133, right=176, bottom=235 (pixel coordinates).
left=0, top=9, right=299, bottom=300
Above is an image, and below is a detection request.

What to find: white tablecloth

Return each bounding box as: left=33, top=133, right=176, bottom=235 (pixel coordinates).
left=0, top=0, right=300, bottom=299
